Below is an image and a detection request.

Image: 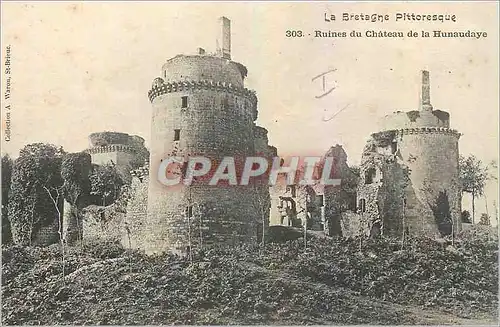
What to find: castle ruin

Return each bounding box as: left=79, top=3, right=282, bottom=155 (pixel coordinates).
left=141, top=17, right=274, bottom=254
left=354, top=71, right=462, bottom=238
left=51, top=23, right=462, bottom=250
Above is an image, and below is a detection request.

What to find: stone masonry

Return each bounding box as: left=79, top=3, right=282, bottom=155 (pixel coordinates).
left=142, top=17, right=274, bottom=254
left=63, top=132, right=148, bottom=243
left=356, top=71, right=462, bottom=238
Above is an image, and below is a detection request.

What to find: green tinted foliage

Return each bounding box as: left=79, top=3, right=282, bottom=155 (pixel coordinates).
left=2, top=232, right=497, bottom=325
left=7, top=144, right=64, bottom=245
left=61, top=152, right=92, bottom=206
left=89, top=164, right=124, bottom=206
left=459, top=155, right=488, bottom=196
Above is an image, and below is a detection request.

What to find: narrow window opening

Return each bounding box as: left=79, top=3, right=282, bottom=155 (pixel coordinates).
left=359, top=199, right=366, bottom=213
left=186, top=205, right=193, bottom=218
left=349, top=197, right=357, bottom=211
left=181, top=96, right=188, bottom=108
left=365, top=168, right=375, bottom=184
left=174, top=129, right=180, bottom=141
left=318, top=195, right=324, bottom=207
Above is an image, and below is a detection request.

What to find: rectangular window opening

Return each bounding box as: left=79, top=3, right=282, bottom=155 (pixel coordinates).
left=174, top=129, right=181, bottom=141
left=359, top=199, right=366, bottom=213
left=181, top=96, right=188, bottom=108
left=365, top=168, right=376, bottom=184
left=318, top=195, right=324, bottom=207
left=186, top=205, right=193, bottom=218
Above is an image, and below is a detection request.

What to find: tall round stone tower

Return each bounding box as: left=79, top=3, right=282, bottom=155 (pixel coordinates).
left=376, top=71, right=462, bottom=236
left=144, top=17, right=269, bottom=254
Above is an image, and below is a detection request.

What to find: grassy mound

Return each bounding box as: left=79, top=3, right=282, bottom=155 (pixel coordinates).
left=2, top=234, right=498, bottom=325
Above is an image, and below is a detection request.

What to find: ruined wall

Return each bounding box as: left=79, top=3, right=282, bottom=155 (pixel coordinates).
left=358, top=126, right=461, bottom=238
left=123, top=167, right=149, bottom=249
left=25, top=196, right=64, bottom=246
left=357, top=141, right=408, bottom=237
left=33, top=218, right=60, bottom=245
left=306, top=184, right=325, bottom=230
left=145, top=53, right=265, bottom=254
left=270, top=178, right=324, bottom=231
left=76, top=133, right=148, bottom=243
left=340, top=211, right=367, bottom=238
left=356, top=71, right=461, bottom=238
left=81, top=204, right=125, bottom=242
left=75, top=166, right=150, bottom=247
left=269, top=178, right=288, bottom=226
left=253, top=125, right=274, bottom=242
left=269, top=145, right=356, bottom=234
left=323, top=145, right=357, bottom=236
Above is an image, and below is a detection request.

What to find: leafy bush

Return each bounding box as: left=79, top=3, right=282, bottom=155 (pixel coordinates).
left=80, top=239, right=126, bottom=260
left=7, top=143, right=65, bottom=245
left=1, top=232, right=497, bottom=325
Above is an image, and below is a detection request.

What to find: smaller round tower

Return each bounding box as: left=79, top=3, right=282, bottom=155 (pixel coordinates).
left=86, top=132, right=148, bottom=182
left=358, top=71, right=461, bottom=237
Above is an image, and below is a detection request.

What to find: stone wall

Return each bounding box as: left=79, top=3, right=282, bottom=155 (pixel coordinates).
left=81, top=204, right=125, bottom=243
left=397, top=128, right=461, bottom=236
left=323, top=145, right=357, bottom=236
left=252, top=124, right=274, bottom=242
left=358, top=126, right=461, bottom=238
left=86, top=139, right=149, bottom=183
left=340, top=211, right=366, bottom=238
left=161, top=55, right=247, bottom=86
left=33, top=218, right=60, bottom=245
left=356, top=71, right=461, bottom=239
left=30, top=197, right=63, bottom=246
left=379, top=109, right=450, bottom=131
left=270, top=176, right=325, bottom=231
left=144, top=185, right=263, bottom=254
left=145, top=53, right=269, bottom=254
left=357, top=146, right=408, bottom=237
left=123, top=167, right=149, bottom=249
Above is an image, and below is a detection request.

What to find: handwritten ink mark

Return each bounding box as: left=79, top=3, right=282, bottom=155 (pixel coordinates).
left=315, top=86, right=336, bottom=99
left=312, top=69, right=338, bottom=99
left=311, top=69, right=337, bottom=81
left=323, top=103, right=351, bottom=122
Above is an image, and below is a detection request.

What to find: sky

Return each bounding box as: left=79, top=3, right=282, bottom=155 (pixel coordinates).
left=1, top=2, right=498, bottom=223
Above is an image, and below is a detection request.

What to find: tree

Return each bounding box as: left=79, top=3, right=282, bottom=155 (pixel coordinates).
left=461, top=210, right=472, bottom=224
left=61, top=152, right=92, bottom=242
left=479, top=213, right=491, bottom=226
left=8, top=143, right=64, bottom=245
left=459, top=155, right=488, bottom=224
left=89, top=163, right=124, bottom=206
left=482, top=160, right=498, bottom=218
left=2, top=154, right=13, bottom=243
